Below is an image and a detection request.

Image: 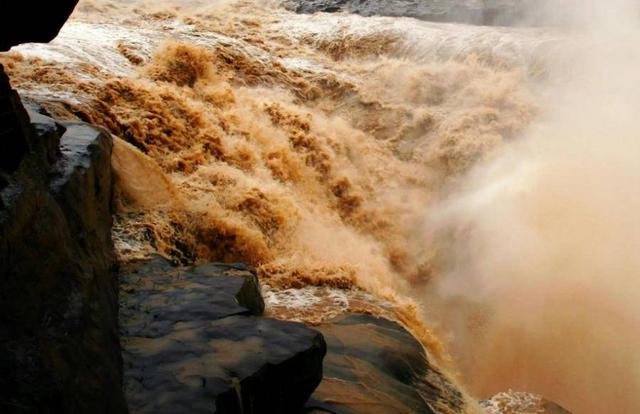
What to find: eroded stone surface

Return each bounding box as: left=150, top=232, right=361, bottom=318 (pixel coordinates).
left=120, top=257, right=326, bottom=414
left=293, top=0, right=529, bottom=26
left=0, top=88, right=125, bottom=412
left=306, top=313, right=465, bottom=414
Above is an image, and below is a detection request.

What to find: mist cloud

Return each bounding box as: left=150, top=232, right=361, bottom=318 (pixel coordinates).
left=425, top=1, right=640, bottom=412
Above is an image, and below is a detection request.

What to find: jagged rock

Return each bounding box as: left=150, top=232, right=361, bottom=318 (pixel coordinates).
left=0, top=2, right=79, bottom=51
left=0, top=95, right=126, bottom=412
left=541, top=400, right=572, bottom=414
left=305, top=313, right=465, bottom=414
left=0, top=65, right=31, bottom=177
left=120, top=257, right=326, bottom=414
left=191, top=262, right=266, bottom=316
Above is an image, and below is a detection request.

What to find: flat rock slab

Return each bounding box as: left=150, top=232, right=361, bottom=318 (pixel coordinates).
left=305, top=313, right=465, bottom=414
left=120, top=257, right=326, bottom=414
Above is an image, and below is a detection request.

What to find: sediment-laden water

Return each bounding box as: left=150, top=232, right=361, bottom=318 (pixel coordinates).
left=3, top=1, right=640, bottom=412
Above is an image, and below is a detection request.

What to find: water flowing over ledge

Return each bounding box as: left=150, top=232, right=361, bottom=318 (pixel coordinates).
left=4, top=0, right=639, bottom=412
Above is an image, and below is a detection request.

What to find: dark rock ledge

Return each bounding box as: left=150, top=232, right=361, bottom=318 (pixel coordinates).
left=120, top=256, right=327, bottom=414
left=306, top=313, right=465, bottom=414
left=0, top=64, right=126, bottom=412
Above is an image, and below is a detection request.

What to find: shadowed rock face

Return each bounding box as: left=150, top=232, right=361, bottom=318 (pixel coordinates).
left=0, top=1, right=79, bottom=51
left=120, top=257, right=327, bottom=414
left=0, top=79, right=126, bottom=412
left=306, top=313, right=465, bottom=414
left=0, top=67, right=30, bottom=177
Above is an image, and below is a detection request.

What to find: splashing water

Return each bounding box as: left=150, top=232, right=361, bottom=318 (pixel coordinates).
left=422, top=1, right=640, bottom=413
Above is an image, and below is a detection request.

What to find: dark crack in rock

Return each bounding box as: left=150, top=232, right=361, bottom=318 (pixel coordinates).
left=0, top=1, right=79, bottom=51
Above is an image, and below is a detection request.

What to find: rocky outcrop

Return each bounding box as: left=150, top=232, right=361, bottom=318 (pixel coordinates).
left=0, top=1, right=79, bottom=51
left=305, top=313, right=466, bottom=414
left=0, top=64, right=126, bottom=412
left=120, top=257, right=327, bottom=414
left=0, top=66, right=30, bottom=177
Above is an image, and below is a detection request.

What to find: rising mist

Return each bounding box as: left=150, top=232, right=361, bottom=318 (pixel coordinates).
left=425, top=1, right=640, bottom=412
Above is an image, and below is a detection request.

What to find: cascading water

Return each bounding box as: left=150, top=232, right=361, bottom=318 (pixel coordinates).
left=2, top=1, right=639, bottom=412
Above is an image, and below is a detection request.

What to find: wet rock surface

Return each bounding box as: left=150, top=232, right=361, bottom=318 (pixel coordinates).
left=0, top=67, right=125, bottom=412
left=305, top=313, right=465, bottom=414
left=120, top=256, right=326, bottom=414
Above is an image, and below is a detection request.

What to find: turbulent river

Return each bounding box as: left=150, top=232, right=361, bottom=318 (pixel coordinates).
left=3, top=0, right=640, bottom=412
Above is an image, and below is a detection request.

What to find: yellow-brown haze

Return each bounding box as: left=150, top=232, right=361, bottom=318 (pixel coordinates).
left=424, top=1, right=640, bottom=412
